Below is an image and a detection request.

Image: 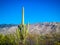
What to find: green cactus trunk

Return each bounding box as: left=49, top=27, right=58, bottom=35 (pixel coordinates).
left=18, top=7, right=29, bottom=45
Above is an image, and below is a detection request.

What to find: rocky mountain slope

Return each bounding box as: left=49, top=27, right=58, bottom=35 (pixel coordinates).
left=29, top=22, right=60, bottom=35
left=0, top=22, right=60, bottom=35
left=0, top=24, right=18, bottom=34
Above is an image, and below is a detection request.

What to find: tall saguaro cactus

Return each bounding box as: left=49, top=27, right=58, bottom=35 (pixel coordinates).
left=22, top=7, right=24, bottom=25
left=18, top=7, right=29, bottom=45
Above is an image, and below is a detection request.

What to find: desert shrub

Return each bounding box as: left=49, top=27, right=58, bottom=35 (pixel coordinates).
left=0, top=30, right=20, bottom=45
left=26, top=33, right=60, bottom=45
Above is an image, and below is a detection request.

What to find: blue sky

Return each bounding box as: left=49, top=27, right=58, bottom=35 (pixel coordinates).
left=0, top=0, right=60, bottom=24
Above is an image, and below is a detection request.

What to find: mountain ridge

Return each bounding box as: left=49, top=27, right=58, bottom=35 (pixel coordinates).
left=0, top=22, right=60, bottom=35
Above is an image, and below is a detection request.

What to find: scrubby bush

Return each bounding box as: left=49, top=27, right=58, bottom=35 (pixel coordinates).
left=0, top=30, right=20, bottom=45
left=26, top=33, right=60, bottom=45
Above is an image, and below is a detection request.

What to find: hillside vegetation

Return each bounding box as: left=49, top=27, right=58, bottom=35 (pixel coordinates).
left=0, top=22, right=60, bottom=45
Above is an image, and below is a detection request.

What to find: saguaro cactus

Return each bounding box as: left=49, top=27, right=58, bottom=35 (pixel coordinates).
left=22, top=7, right=24, bottom=25
left=18, top=7, right=29, bottom=45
